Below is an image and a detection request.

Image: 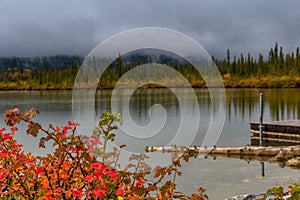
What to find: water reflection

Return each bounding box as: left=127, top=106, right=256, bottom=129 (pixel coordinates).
left=1, top=89, right=299, bottom=153
left=226, top=89, right=300, bottom=122
left=95, top=88, right=300, bottom=129
left=266, top=89, right=300, bottom=120
left=94, top=88, right=300, bottom=151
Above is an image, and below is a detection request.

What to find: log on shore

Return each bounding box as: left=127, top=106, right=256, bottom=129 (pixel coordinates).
left=145, top=145, right=300, bottom=157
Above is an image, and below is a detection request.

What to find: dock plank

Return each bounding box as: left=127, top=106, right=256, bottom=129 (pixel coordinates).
left=250, top=120, right=300, bottom=137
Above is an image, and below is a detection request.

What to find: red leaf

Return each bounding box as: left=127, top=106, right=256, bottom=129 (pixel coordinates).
left=91, top=162, right=102, bottom=170
left=0, top=127, right=5, bottom=134
left=0, top=150, right=9, bottom=157
left=135, top=177, right=145, bottom=188
left=84, top=175, right=94, bottom=183
left=36, top=167, right=44, bottom=175
left=93, top=188, right=106, bottom=198
left=59, top=146, right=66, bottom=151
left=108, top=170, right=117, bottom=179
left=2, top=133, right=12, bottom=141
left=73, top=189, right=83, bottom=198
left=10, top=127, right=18, bottom=133
left=62, top=125, right=72, bottom=131
left=94, top=172, right=104, bottom=181
left=116, top=187, right=124, bottom=196
left=54, top=126, right=60, bottom=133
left=57, top=131, right=67, bottom=139
left=57, top=125, right=71, bottom=139
left=4, top=108, right=20, bottom=126
left=68, top=121, right=79, bottom=127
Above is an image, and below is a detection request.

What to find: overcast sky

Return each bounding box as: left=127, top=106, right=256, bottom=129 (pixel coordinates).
left=0, top=0, right=300, bottom=59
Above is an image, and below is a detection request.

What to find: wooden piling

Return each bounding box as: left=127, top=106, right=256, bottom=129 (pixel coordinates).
left=250, top=120, right=300, bottom=146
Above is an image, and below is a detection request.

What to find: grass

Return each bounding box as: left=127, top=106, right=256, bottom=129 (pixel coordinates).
left=1, top=75, right=300, bottom=90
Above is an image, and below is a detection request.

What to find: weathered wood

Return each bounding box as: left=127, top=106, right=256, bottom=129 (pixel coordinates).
left=251, top=137, right=300, bottom=144
left=251, top=138, right=300, bottom=146
left=250, top=120, right=300, bottom=146
left=250, top=121, right=300, bottom=135
left=251, top=130, right=300, bottom=140
left=145, top=145, right=300, bottom=157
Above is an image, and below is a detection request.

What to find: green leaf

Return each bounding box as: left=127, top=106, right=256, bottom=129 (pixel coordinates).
left=107, top=133, right=116, bottom=141
left=27, top=122, right=41, bottom=137
left=98, top=112, right=122, bottom=126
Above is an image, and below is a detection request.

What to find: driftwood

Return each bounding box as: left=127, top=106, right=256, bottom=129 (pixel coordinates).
left=145, top=145, right=300, bottom=156
left=145, top=145, right=300, bottom=169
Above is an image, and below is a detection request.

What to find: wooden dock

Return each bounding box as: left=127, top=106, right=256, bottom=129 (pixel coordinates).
left=250, top=120, right=300, bottom=146
left=144, top=120, right=300, bottom=168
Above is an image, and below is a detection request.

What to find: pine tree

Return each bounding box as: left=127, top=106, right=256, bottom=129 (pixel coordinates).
left=257, top=54, right=264, bottom=78
left=226, top=49, right=230, bottom=67
left=269, top=48, right=276, bottom=75
left=279, top=46, right=285, bottom=75
left=296, top=47, right=300, bottom=70
left=232, top=55, right=237, bottom=75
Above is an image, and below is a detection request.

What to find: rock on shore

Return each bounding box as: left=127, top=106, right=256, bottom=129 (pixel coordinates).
left=225, top=193, right=291, bottom=200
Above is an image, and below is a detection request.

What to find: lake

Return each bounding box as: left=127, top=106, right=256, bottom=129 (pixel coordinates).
left=0, top=88, right=299, bottom=199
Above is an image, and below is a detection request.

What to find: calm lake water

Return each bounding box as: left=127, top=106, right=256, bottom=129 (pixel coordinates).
left=0, top=88, right=299, bottom=199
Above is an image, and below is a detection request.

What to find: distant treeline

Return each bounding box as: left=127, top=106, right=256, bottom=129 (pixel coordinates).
left=217, top=42, right=300, bottom=87
left=0, top=56, right=82, bottom=89
left=0, top=55, right=82, bottom=71
left=0, top=43, right=300, bottom=89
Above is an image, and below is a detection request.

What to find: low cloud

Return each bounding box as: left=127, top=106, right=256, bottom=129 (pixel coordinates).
left=0, top=0, right=299, bottom=59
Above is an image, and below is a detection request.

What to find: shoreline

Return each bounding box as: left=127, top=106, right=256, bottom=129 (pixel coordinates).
left=0, top=82, right=300, bottom=91
left=1, top=76, right=300, bottom=90
left=0, top=85, right=300, bottom=91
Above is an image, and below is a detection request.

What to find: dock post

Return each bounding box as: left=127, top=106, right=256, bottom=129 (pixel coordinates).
left=259, top=93, right=264, bottom=146
left=259, top=93, right=265, bottom=177
left=261, top=162, right=265, bottom=177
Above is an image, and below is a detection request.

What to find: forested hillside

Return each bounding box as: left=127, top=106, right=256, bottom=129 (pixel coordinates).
left=0, top=56, right=82, bottom=89
left=0, top=43, right=299, bottom=89
left=217, top=42, right=300, bottom=87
